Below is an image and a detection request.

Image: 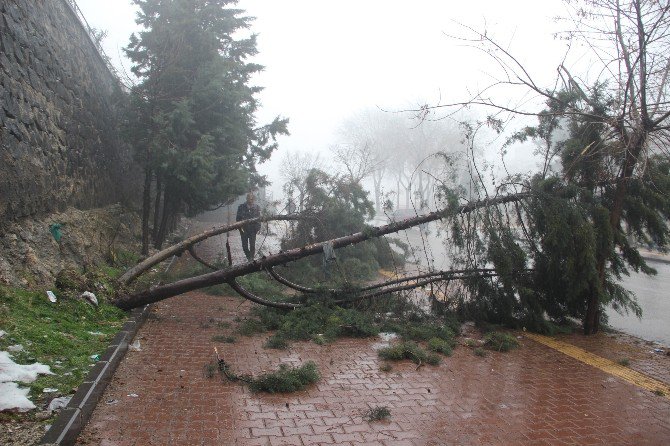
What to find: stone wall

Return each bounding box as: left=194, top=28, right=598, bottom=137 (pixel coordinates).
left=0, top=0, right=138, bottom=227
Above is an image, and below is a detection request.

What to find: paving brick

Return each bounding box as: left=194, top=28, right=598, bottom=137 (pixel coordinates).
left=75, top=221, right=670, bottom=446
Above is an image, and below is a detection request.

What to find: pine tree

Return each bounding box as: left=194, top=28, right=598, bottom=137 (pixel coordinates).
left=124, top=0, right=287, bottom=251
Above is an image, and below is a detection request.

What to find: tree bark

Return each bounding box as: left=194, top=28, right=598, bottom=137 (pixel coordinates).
left=141, top=166, right=152, bottom=256
left=118, top=213, right=309, bottom=286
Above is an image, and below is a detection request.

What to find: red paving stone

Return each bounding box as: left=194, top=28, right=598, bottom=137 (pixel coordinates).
left=76, top=291, right=670, bottom=446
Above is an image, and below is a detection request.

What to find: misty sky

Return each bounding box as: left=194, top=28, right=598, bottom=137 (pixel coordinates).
left=75, top=0, right=569, bottom=197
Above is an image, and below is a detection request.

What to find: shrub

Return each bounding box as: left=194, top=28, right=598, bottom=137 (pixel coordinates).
left=264, top=334, right=289, bottom=349
left=249, top=361, right=320, bottom=393
left=377, top=341, right=440, bottom=365
left=473, top=347, right=487, bottom=357
left=427, top=337, right=453, bottom=356
left=483, top=332, right=519, bottom=352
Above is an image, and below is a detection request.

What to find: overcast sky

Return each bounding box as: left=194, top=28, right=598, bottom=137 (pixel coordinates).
left=75, top=0, right=569, bottom=197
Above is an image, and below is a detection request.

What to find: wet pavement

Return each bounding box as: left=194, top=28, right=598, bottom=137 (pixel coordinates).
left=75, top=219, right=670, bottom=445
left=76, top=292, right=670, bottom=446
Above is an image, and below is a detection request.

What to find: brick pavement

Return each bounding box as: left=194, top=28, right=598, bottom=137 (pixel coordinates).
left=76, top=290, right=670, bottom=446
left=76, top=216, right=670, bottom=445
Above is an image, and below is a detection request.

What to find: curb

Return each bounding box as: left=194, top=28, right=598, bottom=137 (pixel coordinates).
left=40, top=305, right=150, bottom=446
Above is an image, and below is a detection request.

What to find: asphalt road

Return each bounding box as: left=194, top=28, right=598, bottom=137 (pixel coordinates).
left=608, top=260, right=670, bottom=346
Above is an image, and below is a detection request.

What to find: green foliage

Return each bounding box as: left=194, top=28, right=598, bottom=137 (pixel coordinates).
left=427, top=337, right=453, bottom=356
left=453, top=85, right=670, bottom=332
left=248, top=361, right=320, bottom=393
left=473, top=347, right=487, bottom=357
left=363, top=406, right=391, bottom=421
left=125, top=0, right=288, bottom=246
left=377, top=341, right=441, bottom=365
left=0, top=286, right=126, bottom=398
left=483, top=332, right=519, bottom=352
left=264, top=334, right=289, bottom=349
left=281, top=169, right=405, bottom=284
left=243, top=303, right=379, bottom=343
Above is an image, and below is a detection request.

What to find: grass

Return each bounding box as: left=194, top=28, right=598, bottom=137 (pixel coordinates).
left=0, top=284, right=126, bottom=400
left=248, top=361, right=320, bottom=393
left=363, top=405, right=391, bottom=421
left=377, top=341, right=441, bottom=365
left=483, top=332, right=519, bottom=352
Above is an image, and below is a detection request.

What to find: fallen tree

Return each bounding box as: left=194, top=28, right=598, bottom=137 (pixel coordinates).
left=117, top=213, right=307, bottom=286
left=112, top=192, right=529, bottom=309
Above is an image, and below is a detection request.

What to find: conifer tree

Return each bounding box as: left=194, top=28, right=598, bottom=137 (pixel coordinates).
left=124, top=0, right=287, bottom=251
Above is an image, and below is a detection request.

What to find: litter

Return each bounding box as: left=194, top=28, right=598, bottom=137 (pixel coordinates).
left=127, top=393, right=139, bottom=398
left=90, top=354, right=100, bottom=362
left=80, top=291, right=98, bottom=307
left=129, top=340, right=142, bottom=351
left=87, top=331, right=104, bottom=336
left=7, top=345, right=24, bottom=352
left=105, top=399, right=118, bottom=405
left=47, top=396, right=71, bottom=413
left=46, top=291, right=57, bottom=303
left=42, top=388, right=58, bottom=393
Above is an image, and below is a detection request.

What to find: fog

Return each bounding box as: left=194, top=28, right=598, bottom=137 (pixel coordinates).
left=76, top=0, right=568, bottom=199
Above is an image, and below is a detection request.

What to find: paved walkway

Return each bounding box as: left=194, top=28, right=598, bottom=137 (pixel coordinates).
left=75, top=294, right=669, bottom=446
left=75, top=219, right=670, bottom=446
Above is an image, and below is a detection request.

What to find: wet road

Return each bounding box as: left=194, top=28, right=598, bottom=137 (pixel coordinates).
left=608, top=261, right=670, bottom=346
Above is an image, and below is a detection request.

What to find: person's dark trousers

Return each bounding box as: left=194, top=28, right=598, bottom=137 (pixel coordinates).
left=240, top=230, right=256, bottom=260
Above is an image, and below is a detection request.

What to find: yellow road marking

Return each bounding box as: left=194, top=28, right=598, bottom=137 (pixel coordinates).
left=525, top=332, right=670, bottom=399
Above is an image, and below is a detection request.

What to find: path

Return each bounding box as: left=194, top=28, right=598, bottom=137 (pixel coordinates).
left=75, top=219, right=670, bottom=446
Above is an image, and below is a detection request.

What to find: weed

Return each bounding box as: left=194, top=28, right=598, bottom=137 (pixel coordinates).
left=618, top=358, right=630, bottom=367
left=377, top=341, right=440, bottom=365
left=473, top=347, right=487, bottom=357
left=264, top=334, right=289, bottom=349
left=464, top=339, right=479, bottom=347
left=653, top=389, right=665, bottom=397
left=248, top=361, right=320, bottom=393
left=483, top=332, right=519, bottom=352
left=204, top=362, right=217, bottom=378
left=363, top=405, right=391, bottom=422
left=427, top=337, right=453, bottom=356
left=379, top=363, right=392, bottom=372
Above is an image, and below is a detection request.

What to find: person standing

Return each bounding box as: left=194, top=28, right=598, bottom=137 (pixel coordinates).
left=236, top=192, right=261, bottom=261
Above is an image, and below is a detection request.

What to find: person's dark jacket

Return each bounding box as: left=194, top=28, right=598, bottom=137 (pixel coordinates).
left=236, top=202, right=261, bottom=233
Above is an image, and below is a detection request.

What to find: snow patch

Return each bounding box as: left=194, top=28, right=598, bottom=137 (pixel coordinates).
left=0, top=351, right=53, bottom=412
left=0, top=382, right=36, bottom=412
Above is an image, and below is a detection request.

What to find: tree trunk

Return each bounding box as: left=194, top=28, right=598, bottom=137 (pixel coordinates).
left=152, top=174, right=163, bottom=245
left=584, top=131, right=646, bottom=334
left=117, top=213, right=307, bottom=286
left=141, top=166, right=152, bottom=256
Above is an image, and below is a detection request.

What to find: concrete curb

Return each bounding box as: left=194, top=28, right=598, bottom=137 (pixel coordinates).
left=40, top=305, right=150, bottom=446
